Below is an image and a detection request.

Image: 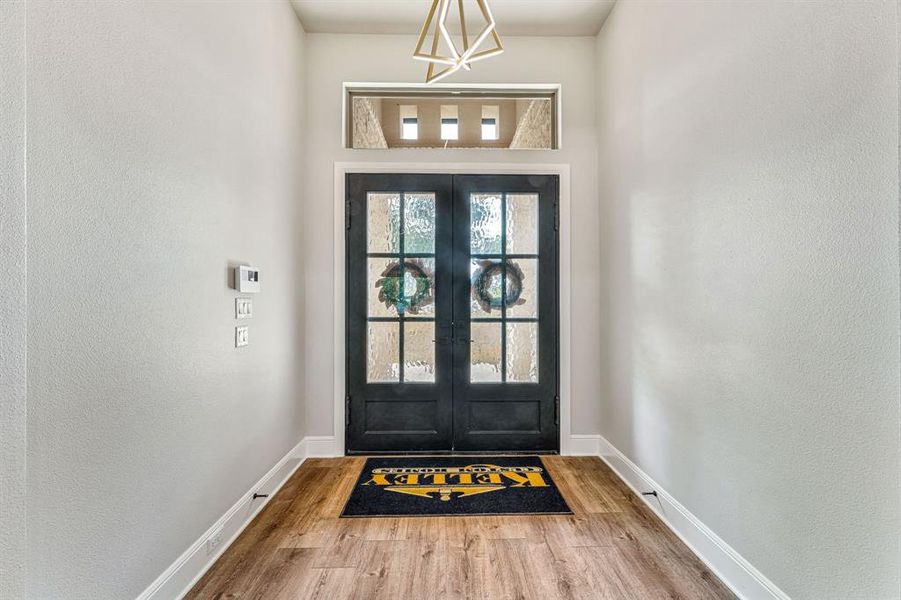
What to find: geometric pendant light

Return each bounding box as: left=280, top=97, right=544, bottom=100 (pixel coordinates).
left=413, top=0, right=504, bottom=84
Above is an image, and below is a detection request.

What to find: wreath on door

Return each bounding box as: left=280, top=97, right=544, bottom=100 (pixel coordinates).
left=375, top=259, right=434, bottom=314
left=471, top=260, right=526, bottom=314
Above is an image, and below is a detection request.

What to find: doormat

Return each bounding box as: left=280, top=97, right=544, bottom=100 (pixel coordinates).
left=340, top=456, right=572, bottom=517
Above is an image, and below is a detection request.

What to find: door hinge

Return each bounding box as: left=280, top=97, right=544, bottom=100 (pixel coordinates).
left=554, top=396, right=560, bottom=425
left=345, top=394, right=351, bottom=426
left=345, top=199, right=352, bottom=230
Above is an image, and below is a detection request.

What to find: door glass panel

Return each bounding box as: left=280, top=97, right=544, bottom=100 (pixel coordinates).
left=405, top=257, right=435, bottom=316
left=366, top=190, right=437, bottom=384
left=404, top=193, right=436, bottom=253
left=367, top=321, right=399, bottom=382
left=470, top=194, right=502, bottom=254
left=506, top=322, right=538, bottom=382
left=470, top=259, right=504, bottom=316
left=368, top=258, right=399, bottom=318
left=506, top=194, right=539, bottom=254
left=505, top=258, right=537, bottom=318
left=367, top=193, right=401, bottom=253
left=404, top=321, right=435, bottom=382
left=469, top=192, right=540, bottom=384
left=368, top=258, right=435, bottom=317
left=470, top=322, right=502, bottom=382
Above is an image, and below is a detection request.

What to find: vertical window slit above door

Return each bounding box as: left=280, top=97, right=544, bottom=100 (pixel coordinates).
left=400, top=105, right=418, bottom=140
left=440, top=105, right=459, bottom=140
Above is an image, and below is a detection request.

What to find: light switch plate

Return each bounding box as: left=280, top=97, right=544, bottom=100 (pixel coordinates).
left=235, top=326, right=249, bottom=348
left=235, top=298, right=253, bottom=319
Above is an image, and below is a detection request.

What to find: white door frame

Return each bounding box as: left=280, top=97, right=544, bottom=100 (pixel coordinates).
left=333, top=162, right=579, bottom=455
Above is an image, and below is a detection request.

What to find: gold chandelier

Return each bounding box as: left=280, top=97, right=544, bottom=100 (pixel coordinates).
left=413, top=0, right=504, bottom=84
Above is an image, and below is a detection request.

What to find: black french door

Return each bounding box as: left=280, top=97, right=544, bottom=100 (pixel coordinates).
left=346, top=173, right=558, bottom=453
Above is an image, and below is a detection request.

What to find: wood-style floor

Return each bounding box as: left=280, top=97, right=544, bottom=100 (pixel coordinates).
left=186, top=456, right=735, bottom=599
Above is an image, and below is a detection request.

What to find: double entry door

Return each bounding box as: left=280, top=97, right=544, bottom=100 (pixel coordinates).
left=346, top=173, right=558, bottom=453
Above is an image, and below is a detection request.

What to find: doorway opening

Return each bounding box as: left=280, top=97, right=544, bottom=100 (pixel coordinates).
left=345, top=173, right=559, bottom=453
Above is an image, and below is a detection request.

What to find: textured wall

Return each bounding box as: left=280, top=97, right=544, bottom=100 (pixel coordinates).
left=303, top=34, right=601, bottom=439
left=0, top=2, right=27, bottom=597
left=352, top=97, right=388, bottom=149
left=595, top=2, right=900, bottom=598
left=510, top=99, right=552, bottom=149
left=26, top=2, right=306, bottom=597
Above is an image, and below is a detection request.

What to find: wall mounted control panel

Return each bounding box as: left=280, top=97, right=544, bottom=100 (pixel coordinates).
left=236, top=266, right=260, bottom=293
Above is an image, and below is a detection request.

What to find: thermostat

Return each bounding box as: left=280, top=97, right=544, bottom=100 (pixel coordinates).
left=236, top=266, right=260, bottom=293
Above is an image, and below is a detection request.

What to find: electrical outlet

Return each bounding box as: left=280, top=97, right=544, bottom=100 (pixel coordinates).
left=206, top=526, right=224, bottom=555
left=235, top=326, right=249, bottom=348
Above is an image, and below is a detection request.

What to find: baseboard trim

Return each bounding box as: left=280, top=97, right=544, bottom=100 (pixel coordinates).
left=137, top=438, right=309, bottom=600
left=563, top=433, right=602, bottom=455
left=597, top=435, right=790, bottom=600
left=303, top=435, right=339, bottom=457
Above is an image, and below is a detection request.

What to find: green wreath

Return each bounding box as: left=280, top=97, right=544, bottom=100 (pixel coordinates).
left=376, top=259, right=434, bottom=314
left=471, top=260, right=526, bottom=314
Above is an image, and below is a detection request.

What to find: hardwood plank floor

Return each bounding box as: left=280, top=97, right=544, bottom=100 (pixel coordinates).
left=186, top=456, right=735, bottom=599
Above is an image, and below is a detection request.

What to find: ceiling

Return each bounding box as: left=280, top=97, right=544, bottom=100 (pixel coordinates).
left=290, top=0, right=616, bottom=37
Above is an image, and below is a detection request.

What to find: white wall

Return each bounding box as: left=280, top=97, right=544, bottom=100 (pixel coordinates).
left=26, top=2, right=306, bottom=598
left=0, top=2, right=28, bottom=597
left=302, top=34, right=602, bottom=439
left=595, top=2, right=900, bottom=599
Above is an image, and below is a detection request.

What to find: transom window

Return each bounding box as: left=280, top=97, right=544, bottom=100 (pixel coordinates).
left=345, top=84, right=560, bottom=149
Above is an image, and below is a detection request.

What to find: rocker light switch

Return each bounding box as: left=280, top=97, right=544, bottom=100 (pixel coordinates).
left=235, top=326, right=249, bottom=348
left=235, top=298, right=253, bottom=319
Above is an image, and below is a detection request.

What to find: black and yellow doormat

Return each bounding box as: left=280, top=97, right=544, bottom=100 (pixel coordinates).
left=340, top=456, right=572, bottom=517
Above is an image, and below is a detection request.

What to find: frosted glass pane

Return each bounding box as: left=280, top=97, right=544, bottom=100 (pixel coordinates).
left=505, top=259, right=537, bottom=318
left=471, top=194, right=502, bottom=254
left=506, top=194, right=538, bottom=254
left=369, top=258, right=434, bottom=317
left=404, top=193, right=435, bottom=253
left=408, top=258, right=435, bottom=316
left=506, top=322, right=538, bottom=383
left=367, top=322, right=399, bottom=382
left=367, top=193, right=400, bottom=253
left=404, top=321, right=435, bottom=382
left=470, top=259, right=503, bottom=316
left=368, top=258, right=398, bottom=318
left=471, top=322, right=501, bottom=383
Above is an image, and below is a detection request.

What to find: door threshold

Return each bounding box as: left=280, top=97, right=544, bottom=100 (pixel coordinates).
left=345, top=450, right=561, bottom=456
